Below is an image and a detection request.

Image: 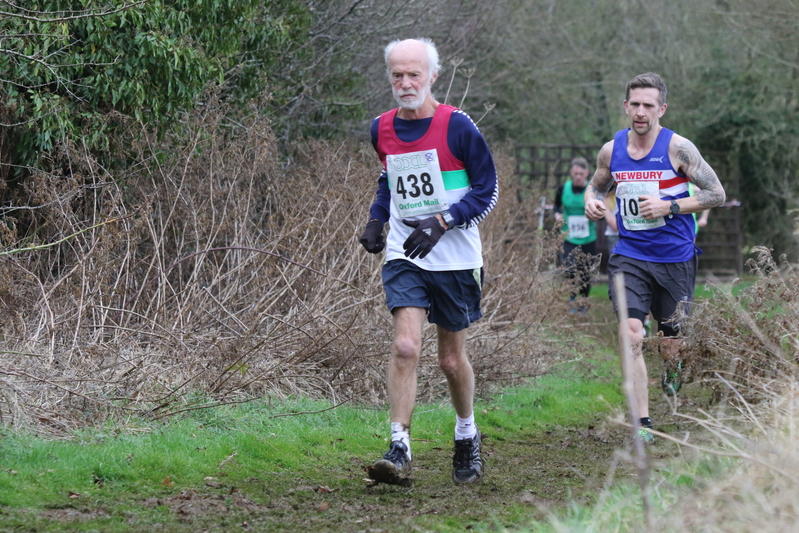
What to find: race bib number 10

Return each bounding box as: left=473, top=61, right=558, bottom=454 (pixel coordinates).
left=616, top=180, right=666, bottom=231
left=387, top=149, right=448, bottom=218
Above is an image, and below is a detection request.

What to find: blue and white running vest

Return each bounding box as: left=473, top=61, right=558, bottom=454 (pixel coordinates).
left=610, top=128, right=698, bottom=263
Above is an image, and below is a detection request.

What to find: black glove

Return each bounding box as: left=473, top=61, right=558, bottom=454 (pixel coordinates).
left=359, top=219, right=385, bottom=253
left=402, top=217, right=446, bottom=259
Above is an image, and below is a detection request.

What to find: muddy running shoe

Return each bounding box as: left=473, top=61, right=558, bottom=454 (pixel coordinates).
left=661, top=360, right=684, bottom=396
left=367, top=441, right=412, bottom=487
left=634, top=427, right=654, bottom=445
left=452, top=430, right=484, bottom=484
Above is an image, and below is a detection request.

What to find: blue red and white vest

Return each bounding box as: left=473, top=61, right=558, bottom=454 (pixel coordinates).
left=610, top=128, right=697, bottom=263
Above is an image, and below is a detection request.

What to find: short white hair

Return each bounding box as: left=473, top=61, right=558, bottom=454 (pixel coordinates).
left=384, top=38, right=441, bottom=79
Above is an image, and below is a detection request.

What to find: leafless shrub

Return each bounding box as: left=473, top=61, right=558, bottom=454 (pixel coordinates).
left=631, top=245, right=799, bottom=531
left=680, top=246, right=799, bottom=403
left=451, top=141, right=568, bottom=397
left=0, top=100, right=567, bottom=436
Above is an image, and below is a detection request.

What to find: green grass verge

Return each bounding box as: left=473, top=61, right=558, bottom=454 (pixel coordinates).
left=0, top=347, right=625, bottom=532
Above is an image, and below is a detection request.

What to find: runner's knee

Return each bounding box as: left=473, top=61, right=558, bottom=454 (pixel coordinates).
left=438, top=352, right=467, bottom=377
left=393, top=337, right=421, bottom=363
left=658, top=336, right=682, bottom=360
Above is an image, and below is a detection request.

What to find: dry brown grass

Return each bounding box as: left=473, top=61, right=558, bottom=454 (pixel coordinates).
left=681, top=247, right=799, bottom=402
left=645, top=379, right=799, bottom=532
left=0, top=100, right=568, bottom=437
left=644, top=249, right=799, bottom=531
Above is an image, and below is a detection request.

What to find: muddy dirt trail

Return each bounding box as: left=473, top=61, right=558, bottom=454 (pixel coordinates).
left=6, top=304, right=712, bottom=533
left=100, top=385, right=700, bottom=533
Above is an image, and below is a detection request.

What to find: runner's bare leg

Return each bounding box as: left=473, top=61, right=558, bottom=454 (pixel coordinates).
left=437, top=326, right=474, bottom=418
left=388, top=307, right=427, bottom=427
left=623, top=317, right=649, bottom=419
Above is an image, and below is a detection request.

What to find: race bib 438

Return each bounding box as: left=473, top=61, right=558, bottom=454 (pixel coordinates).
left=387, top=149, right=449, bottom=218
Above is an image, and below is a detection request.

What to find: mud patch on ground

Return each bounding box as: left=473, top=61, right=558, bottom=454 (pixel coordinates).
left=39, top=506, right=111, bottom=522
left=218, top=420, right=641, bottom=533
left=141, top=489, right=264, bottom=521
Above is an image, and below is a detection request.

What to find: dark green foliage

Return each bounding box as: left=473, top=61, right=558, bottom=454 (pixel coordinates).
left=0, top=0, right=311, bottom=169
left=693, top=68, right=799, bottom=260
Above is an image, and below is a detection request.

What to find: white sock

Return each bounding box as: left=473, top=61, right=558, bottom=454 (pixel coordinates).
left=454, top=413, right=477, bottom=441
left=390, top=422, right=411, bottom=459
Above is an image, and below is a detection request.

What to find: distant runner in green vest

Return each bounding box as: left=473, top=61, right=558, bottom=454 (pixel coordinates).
left=554, top=157, right=597, bottom=312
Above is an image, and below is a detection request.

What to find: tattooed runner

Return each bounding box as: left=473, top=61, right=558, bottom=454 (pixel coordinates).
left=583, top=72, right=726, bottom=443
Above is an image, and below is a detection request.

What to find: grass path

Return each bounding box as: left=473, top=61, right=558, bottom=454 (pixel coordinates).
left=0, top=291, right=712, bottom=532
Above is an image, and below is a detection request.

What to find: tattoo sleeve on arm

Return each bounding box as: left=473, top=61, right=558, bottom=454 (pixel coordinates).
left=675, top=138, right=726, bottom=208
left=588, top=184, right=606, bottom=202
left=587, top=144, right=614, bottom=201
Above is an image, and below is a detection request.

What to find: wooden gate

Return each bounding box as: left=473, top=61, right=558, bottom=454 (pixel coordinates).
left=694, top=151, right=743, bottom=277
left=514, top=144, right=742, bottom=277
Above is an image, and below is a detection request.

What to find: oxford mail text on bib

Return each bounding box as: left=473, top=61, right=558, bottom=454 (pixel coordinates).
left=386, top=148, right=449, bottom=219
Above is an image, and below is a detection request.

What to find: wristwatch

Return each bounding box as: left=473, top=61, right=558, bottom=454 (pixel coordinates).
left=669, top=200, right=680, bottom=218
left=440, top=210, right=455, bottom=230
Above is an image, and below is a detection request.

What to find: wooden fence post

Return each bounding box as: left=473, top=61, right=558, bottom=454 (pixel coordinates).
left=613, top=272, right=652, bottom=529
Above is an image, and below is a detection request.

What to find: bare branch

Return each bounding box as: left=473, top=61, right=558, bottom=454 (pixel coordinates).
left=0, top=0, right=148, bottom=23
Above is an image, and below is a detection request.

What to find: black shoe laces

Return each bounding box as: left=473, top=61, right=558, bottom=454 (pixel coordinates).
left=453, top=439, right=477, bottom=467
left=385, top=442, right=408, bottom=464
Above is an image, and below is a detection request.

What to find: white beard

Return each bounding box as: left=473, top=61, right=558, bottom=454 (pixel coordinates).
left=393, top=84, right=431, bottom=110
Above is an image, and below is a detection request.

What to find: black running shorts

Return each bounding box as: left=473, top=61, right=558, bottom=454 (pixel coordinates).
left=606, top=253, right=697, bottom=333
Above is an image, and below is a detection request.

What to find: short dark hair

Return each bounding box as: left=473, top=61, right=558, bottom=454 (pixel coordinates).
left=625, top=72, right=667, bottom=106
left=570, top=157, right=589, bottom=170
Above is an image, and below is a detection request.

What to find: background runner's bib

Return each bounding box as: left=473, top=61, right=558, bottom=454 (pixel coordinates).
left=387, top=148, right=448, bottom=218
left=616, top=180, right=666, bottom=231
left=561, top=180, right=595, bottom=245
left=567, top=215, right=590, bottom=239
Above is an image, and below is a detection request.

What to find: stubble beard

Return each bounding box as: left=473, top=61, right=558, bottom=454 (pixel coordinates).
left=631, top=119, right=654, bottom=136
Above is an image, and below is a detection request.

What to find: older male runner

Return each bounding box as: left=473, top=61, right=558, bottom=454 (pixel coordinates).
left=359, top=37, right=498, bottom=484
